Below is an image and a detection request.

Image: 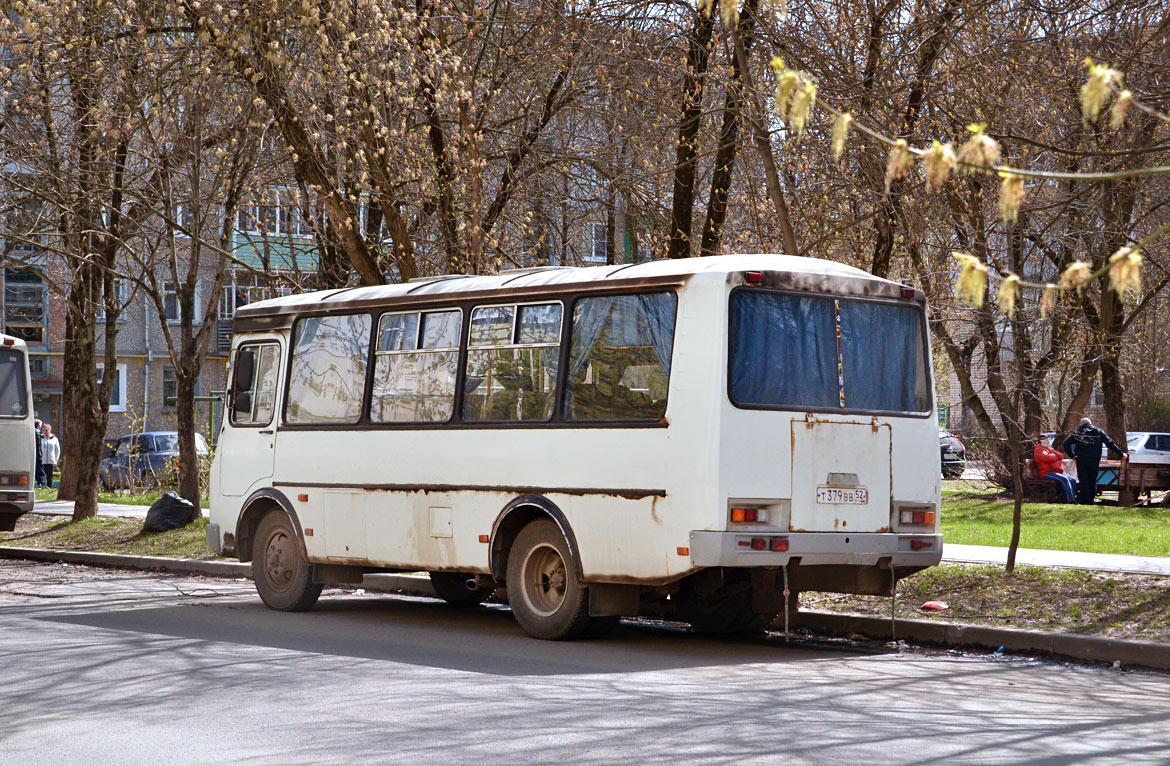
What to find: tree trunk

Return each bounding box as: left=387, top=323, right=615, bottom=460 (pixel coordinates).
left=176, top=371, right=201, bottom=512
left=666, top=8, right=715, bottom=259
left=1006, top=435, right=1023, bottom=573
left=59, top=262, right=107, bottom=520
left=700, top=0, right=760, bottom=257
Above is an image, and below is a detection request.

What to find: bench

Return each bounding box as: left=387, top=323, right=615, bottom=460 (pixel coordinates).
left=1022, top=458, right=1077, bottom=503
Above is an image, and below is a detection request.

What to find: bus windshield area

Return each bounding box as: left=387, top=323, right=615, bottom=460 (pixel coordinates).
left=0, top=349, right=29, bottom=418
left=728, top=290, right=930, bottom=414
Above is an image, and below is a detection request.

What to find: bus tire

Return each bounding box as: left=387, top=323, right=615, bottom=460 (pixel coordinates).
left=429, top=571, right=494, bottom=606
left=507, top=519, right=595, bottom=640
left=254, top=509, right=322, bottom=612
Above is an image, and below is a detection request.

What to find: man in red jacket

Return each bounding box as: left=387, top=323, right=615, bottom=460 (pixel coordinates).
left=1034, top=441, right=1077, bottom=503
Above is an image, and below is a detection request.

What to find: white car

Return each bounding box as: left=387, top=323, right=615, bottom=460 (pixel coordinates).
left=1126, top=432, right=1170, bottom=464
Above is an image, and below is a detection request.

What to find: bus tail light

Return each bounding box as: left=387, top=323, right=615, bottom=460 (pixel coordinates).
left=737, top=536, right=788, bottom=552
left=730, top=507, right=767, bottom=523
left=1, top=337, right=13, bottom=346
left=910, top=539, right=934, bottom=551
left=900, top=510, right=936, bottom=525
left=745, top=271, right=763, bottom=284
left=0, top=475, right=28, bottom=486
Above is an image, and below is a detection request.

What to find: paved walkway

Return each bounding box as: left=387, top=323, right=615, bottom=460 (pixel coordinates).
left=943, top=542, right=1170, bottom=576
left=34, top=500, right=208, bottom=519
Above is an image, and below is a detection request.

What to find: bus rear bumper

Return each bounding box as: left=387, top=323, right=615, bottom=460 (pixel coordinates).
left=688, top=530, right=943, bottom=569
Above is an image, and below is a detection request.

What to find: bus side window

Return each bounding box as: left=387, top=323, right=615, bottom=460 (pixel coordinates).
left=565, top=292, right=677, bottom=421
left=371, top=309, right=461, bottom=423
left=231, top=343, right=280, bottom=426
left=231, top=347, right=256, bottom=422
left=463, top=302, right=562, bottom=422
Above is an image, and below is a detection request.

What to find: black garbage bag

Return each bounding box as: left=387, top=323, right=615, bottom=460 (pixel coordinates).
left=142, top=491, right=197, bottom=533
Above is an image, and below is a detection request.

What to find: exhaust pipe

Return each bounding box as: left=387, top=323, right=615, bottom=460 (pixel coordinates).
left=465, top=575, right=496, bottom=591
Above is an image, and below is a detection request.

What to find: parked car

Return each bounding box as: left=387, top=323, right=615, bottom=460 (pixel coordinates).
left=1126, top=432, right=1170, bottom=464
left=99, top=431, right=210, bottom=490
left=940, top=429, right=966, bottom=478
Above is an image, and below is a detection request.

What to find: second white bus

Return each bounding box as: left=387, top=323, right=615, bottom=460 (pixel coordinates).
left=0, top=333, right=35, bottom=531
left=208, top=254, right=942, bottom=639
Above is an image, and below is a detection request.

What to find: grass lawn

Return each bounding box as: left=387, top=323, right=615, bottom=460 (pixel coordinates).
left=1, top=513, right=223, bottom=560
left=805, top=562, right=1170, bottom=643
left=942, top=483, right=1170, bottom=556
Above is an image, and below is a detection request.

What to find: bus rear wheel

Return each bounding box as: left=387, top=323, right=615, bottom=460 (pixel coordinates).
left=253, top=509, right=322, bottom=612
left=429, top=571, right=494, bottom=606
left=507, top=519, right=597, bottom=640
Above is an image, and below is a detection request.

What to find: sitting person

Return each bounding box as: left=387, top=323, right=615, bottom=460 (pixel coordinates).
left=1034, top=440, right=1077, bottom=504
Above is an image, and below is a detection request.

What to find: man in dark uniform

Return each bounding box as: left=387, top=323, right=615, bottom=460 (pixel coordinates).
left=1063, top=417, right=1127, bottom=505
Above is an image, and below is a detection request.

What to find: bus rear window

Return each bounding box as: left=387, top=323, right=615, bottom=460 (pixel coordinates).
left=729, top=291, right=929, bottom=414
left=0, top=349, right=29, bottom=418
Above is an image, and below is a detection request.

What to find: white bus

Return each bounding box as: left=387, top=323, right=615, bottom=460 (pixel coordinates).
left=0, top=333, right=35, bottom=531
left=208, top=254, right=942, bottom=639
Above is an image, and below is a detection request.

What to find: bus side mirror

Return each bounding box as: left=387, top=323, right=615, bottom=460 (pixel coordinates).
left=234, top=348, right=255, bottom=393
left=233, top=391, right=252, bottom=415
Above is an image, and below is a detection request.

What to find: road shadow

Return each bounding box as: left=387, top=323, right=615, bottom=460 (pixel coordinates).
left=41, top=590, right=878, bottom=676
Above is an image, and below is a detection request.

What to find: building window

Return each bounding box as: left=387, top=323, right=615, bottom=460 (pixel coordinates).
left=162, top=367, right=178, bottom=410
left=97, top=364, right=128, bottom=413
left=174, top=204, right=191, bottom=237
left=163, top=282, right=180, bottom=322
left=96, top=279, right=130, bottom=322
left=28, top=355, right=49, bottom=380
left=3, top=268, right=47, bottom=345
left=162, top=281, right=202, bottom=325
left=585, top=222, right=608, bottom=263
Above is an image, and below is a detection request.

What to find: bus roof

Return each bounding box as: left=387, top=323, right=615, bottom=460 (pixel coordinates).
left=234, top=254, right=914, bottom=325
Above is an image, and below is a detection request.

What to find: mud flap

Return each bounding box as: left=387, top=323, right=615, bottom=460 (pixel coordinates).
left=589, top=583, right=639, bottom=617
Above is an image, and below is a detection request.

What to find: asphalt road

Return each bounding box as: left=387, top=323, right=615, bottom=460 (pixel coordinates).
left=2, top=561, right=1169, bottom=766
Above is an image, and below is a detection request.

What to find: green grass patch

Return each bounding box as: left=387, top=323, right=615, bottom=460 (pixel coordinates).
left=941, top=479, right=1000, bottom=497
left=805, top=562, right=1170, bottom=642
left=942, top=495, right=1170, bottom=556
left=1, top=513, right=223, bottom=560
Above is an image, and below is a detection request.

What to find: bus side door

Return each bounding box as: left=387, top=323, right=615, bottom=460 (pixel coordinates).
left=219, top=340, right=282, bottom=496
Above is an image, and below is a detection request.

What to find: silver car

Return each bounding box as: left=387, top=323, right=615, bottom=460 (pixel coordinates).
left=1126, top=432, right=1170, bottom=464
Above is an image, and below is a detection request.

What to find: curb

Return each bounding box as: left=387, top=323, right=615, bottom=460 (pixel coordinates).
left=3, top=546, right=1166, bottom=670
left=792, top=610, right=1170, bottom=672
left=0, top=546, right=435, bottom=596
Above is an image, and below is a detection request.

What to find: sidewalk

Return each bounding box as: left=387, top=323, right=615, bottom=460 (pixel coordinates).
left=33, top=500, right=209, bottom=519
left=943, top=542, right=1170, bottom=576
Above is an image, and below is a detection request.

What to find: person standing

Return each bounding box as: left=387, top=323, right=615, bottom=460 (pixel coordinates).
left=1063, top=417, right=1127, bottom=505
left=41, top=423, right=60, bottom=489
left=33, top=418, right=45, bottom=488
left=1034, top=439, right=1077, bottom=504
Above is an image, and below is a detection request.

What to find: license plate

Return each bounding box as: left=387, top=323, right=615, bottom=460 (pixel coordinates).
left=816, top=486, right=869, bottom=504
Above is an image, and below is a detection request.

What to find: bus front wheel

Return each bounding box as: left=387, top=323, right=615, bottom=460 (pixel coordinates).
left=253, top=510, right=323, bottom=612
left=507, top=519, right=599, bottom=640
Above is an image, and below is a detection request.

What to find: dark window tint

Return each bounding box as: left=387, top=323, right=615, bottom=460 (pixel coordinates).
left=286, top=314, right=371, bottom=424
left=0, top=349, right=29, bottom=418
left=729, top=291, right=929, bottom=414
left=565, top=292, right=677, bottom=421
left=728, top=292, right=838, bottom=410
left=838, top=301, right=930, bottom=413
